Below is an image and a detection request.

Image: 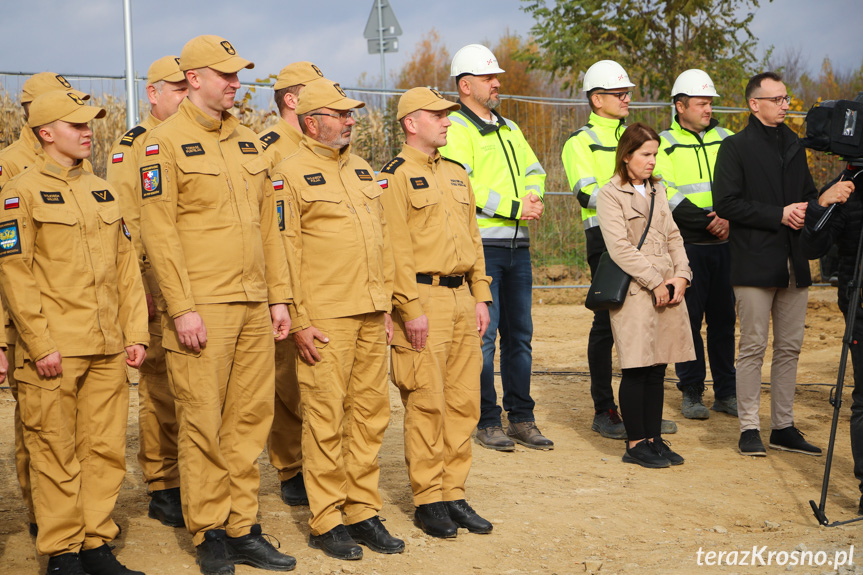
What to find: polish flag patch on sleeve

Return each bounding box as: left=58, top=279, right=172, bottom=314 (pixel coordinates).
left=145, top=144, right=160, bottom=156
left=272, top=180, right=284, bottom=191
left=377, top=179, right=388, bottom=189
left=112, top=152, right=124, bottom=163
left=4, top=197, right=19, bottom=210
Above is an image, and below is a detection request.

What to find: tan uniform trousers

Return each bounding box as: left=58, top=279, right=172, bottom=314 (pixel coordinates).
left=9, top=342, right=37, bottom=525
left=165, top=302, right=275, bottom=546
left=299, top=312, right=390, bottom=535
left=17, top=353, right=128, bottom=556
left=268, top=338, right=303, bottom=482
left=390, top=283, right=481, bottom=506
left=137, top=314, right=179, bottom=491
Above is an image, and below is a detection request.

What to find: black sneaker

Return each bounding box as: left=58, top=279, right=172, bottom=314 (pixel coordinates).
left=148, top=487, right=184, bottom=528
left=79, top=544, right=144, bottom=575
left=769, top=426, right=822, bottom=456
left=46, top=553, right=86, bottom=575
left=651, top=438, right=684, bottom=466
left=592, top=409, right=627, bottom=439
left=738, top=429, right=766, bottom=457
left=308, top=525, right=362, bottom=561
left=226, top=524, right=296, bottom=571
left=196, top=530, right=234, bottom=575
left=279, top=474, right=308, bottom=507
left=346, top=516, right=404, bottom=554
left=445, top=500, right=493, bottom=534
left=414, top=502, right=458, bottom=538
left=622, top=439, right=670, bottom=468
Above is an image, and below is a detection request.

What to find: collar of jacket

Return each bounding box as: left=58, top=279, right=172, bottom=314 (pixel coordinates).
left=400, top=143, right=440, bottom=171
left=609, top=173, right=658, bottom=195
left=671, top=114, right=720, bottom=139
left=588, top=111, right=626, bottom=132
left=300, top=135, right=352, bottom=165
left=21, top=122, right=42, bottom=154
left=179, top=98, right=239, bottom=139
left=279, top=118, right=304, bottom=147
left=454, top=99, right=504, bottom=136
left=38, top=153, right=85, bottom=181
left=746, top=113, right=801, bottom=161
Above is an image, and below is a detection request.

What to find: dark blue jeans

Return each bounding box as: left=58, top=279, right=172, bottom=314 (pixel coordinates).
left=478, top=246, right=535, bottom=429
left=674, top=243, right=737, bottom=399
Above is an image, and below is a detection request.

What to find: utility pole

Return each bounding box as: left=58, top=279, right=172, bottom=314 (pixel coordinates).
left=364, top=0, right=402, bottom=92
left=122, top=0, right=138, bottom=129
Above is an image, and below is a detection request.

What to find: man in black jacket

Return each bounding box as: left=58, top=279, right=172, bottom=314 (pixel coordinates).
left=714, top=71, right=845, bottom=457
left=801, top=164, right=861, bottom=514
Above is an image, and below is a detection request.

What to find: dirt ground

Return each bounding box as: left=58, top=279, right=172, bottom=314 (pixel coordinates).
left=2, top=287, right=863, bottom=575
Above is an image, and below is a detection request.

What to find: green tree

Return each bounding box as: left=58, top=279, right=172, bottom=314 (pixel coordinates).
left=519, top=0, right=769, bottom=102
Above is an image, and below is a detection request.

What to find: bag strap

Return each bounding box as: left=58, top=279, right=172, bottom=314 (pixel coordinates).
left=635, top=182, right=656, bottom=250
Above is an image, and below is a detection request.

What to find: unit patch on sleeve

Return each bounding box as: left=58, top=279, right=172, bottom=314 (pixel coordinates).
left=259, top=131, right=280, bottom=150
left=119, top=125, right=146, bottom=147
left=355, top=169, right=373, bottom=181
left=0, top=220, right=22, bottom=257
left=121, top=218, right=132, bottom=240
left=276, top=200, right=285, bottom=231
left=238, top=141, right=258, bottom=155
left=410, top=177, right=429, bottom=189
left=140, top=165, right=162, bottom=199
left=380, top=157, right=405, bottom=174
left=40, top=191, right=65, bottom=204
left=182, top=143, right=205, bottom=157
left=145, top=144, right=160, bottom=156
left=304, top=173, right=326, bottom=186
left=112, top=153, right=124, bottom=164
left=91, top=189, right=115, bottom=203
left=4, top=197, right=19, bottom=210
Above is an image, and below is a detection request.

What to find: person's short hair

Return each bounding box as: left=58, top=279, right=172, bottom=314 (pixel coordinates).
left=150, top=80, right=166, bottom=94
left=613, top=122, right=662, bottom=186
left=673, top=94, right=691, bottom=108
left=297, top=107, right=320, bottom=135
left=31, top=126, right=45, bottom=144
left=275, top=84, right=302, bottom=115
left=745, top=71, right=783, bottom=102
left=587, top=88, right=601, bottom=111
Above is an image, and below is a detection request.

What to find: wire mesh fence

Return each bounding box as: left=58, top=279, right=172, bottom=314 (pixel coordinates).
left=0, top=72, right=845, bottom=287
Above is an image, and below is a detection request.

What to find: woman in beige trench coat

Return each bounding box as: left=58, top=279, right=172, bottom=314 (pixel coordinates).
left=596, top=123, right=696, bottom=468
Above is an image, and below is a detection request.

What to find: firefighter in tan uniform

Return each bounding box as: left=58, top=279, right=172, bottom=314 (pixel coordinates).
left=0, top=72, right=82, bottom=537
left=0, top=90, right=148, bottom=575
left=257, top=61, right=326, bottom=508
left=138, top=35, right=296, bottom=575
left=270, top=80, right=402, bottom=560
left=106, top=55, right=188, bottom=529
left=380, top=87, right=494, bottom=539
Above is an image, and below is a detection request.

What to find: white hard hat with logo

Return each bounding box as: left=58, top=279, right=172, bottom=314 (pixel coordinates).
left=451, top=44, right=506, bottom=77
left=583, top=60, right=636, bottom=92
left=671, top=69, right=720, bottom=98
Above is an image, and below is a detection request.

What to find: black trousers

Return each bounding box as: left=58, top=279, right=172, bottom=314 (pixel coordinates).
left=587, top=252, right=617, bottom=412
left=845, top=329, right=863, bottom=495
left=619, top=364, right=667, bottom=442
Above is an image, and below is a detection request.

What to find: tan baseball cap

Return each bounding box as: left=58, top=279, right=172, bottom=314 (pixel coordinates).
left=21, top=72, right=79, bottom=104
left=273, top=62, right=326, bottom=90
left=179, top=35, right=254, bottom=73
left=148, top=55, right=186, bottom=85
left=397, top=87, right=460, bottom=120
left=296, top=81, right=365, bottom=115
left=28, top=90, right=106, bottom=128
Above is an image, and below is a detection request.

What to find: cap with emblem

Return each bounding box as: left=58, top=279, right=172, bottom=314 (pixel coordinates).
left=296, top=81, right=365, bottom=115
left=397, top=87, right=460, bottom=120
left=274, top=62, right=326, bottom=90
left=22, top=72, right=82, bottom=104
left=179, top=35, right=254, bottom=73
left=148, top=55, right=186, bottom=85
left=28, top=90, right=106, bottom=128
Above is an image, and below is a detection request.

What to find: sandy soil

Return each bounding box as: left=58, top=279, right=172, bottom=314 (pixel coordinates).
left=1, top=287, right=862, bottom=575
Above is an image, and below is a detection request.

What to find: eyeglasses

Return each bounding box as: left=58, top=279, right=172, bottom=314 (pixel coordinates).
left=595, top=91, right=633, bottom=101
left=753, top=95, right=791, bottom=105
left=311, top=110, right=355, bottom=121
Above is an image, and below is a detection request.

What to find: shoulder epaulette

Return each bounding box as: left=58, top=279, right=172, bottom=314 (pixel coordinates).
left=259, top=131, right=280, bottom=150
left=441, top=156, right=465, bottom=168
left=380, top=157, right=405, bottom=175
left=119, top=125, right=147, bottom=147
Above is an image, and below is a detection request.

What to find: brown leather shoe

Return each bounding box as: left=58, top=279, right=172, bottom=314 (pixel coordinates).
left=506, top=421, right=554, bottom=450
left=474, top=426, right=515, bottom=452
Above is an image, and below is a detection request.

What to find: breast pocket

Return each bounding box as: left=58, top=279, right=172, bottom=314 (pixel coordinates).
left=32, top=206, right=80, bottom=264
left=175, top=156, right=222, bottom=208
left=243, top=156, right=270, bottom=222
left=300, top=187, right=346, bottom=234
left=97, top=205, right=124, bottom=253
left=409, top=189, right=443, bottom=228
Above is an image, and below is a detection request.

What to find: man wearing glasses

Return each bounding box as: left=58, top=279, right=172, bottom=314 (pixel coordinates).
left=715, top=72, right=851, bottom=457
left=270, top=80, right=402, bottom=560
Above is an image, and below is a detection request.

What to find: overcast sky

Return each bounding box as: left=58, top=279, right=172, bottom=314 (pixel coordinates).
left=0, top=0, right=860, bottom=91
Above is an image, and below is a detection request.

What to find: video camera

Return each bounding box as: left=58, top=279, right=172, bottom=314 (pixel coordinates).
left=802, top=92, right=863, bottom=160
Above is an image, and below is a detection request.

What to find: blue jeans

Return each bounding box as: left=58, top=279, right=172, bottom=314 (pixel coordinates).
left=478, top=246, right=535, bottom=429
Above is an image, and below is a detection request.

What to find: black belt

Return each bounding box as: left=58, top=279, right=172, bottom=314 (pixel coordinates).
left=416, top=273, right=465, bottom=288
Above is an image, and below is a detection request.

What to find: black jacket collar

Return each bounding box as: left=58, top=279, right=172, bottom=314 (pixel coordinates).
left=455, top=99, right=503, bottom=136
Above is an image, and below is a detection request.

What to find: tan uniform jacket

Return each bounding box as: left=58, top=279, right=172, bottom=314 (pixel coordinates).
left=139, top=98, right=292, bottom=321
left=379, top=144, right=492, bottom=322
left=271, top=137, right=393, bottom=330
left=0, top=155, right=149, bottom=362
left=0, top=128, right=41, bottom=189
left=258, top=118, right=303, bottom=172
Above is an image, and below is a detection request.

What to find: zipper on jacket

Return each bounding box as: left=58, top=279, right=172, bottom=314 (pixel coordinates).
left=495, top=129, right=521, bottom=248
left=507, top=141, right=520, bottom=175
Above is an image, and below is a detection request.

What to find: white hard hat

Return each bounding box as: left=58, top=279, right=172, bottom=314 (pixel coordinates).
left=671, top=69, right=720, bottom=98
left=451, top=44, right=505, bottom=77
left=583, top=60, right=635, bottom=93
